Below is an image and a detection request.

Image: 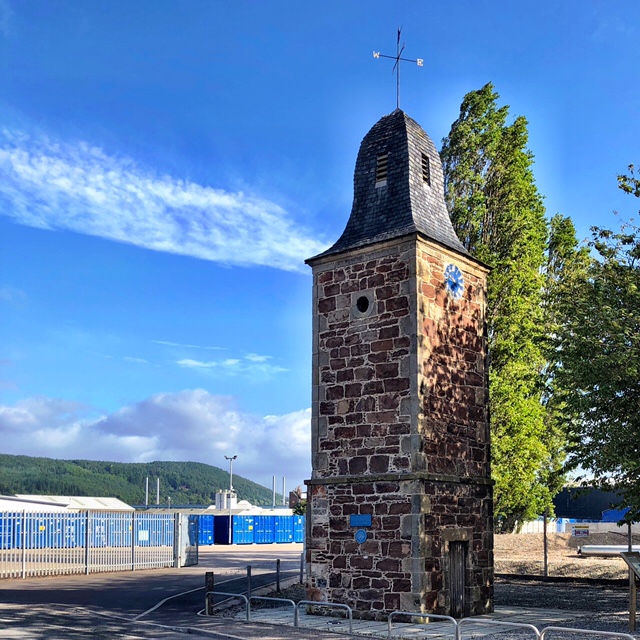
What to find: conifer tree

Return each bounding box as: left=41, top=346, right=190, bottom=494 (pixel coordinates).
left=441, top=83, right=552, bottom=531
left=541, top=215, right=591, bottom=501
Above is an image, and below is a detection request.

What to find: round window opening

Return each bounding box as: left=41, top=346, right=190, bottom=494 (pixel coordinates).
left=356, top=296, right=370, bottom=313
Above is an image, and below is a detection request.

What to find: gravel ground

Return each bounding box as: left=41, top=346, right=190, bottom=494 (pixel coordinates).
left=490, top=533, right=640, bottom=636
left=489, top=577, right=638, bottom=639
left=263, top=578, right=633, bottom=616
left=476, top=615, right=635, bottom=640
left=495, top=532, right=640, bottom=580
left=495, top=576, right=631, bottom=612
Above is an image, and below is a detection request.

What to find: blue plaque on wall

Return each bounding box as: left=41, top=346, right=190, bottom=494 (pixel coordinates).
left=355, top=529, right=367, bottom=544
left=350, top=514, right=372, bottom=528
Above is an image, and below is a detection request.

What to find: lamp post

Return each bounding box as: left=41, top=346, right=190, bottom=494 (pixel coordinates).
left=224, top=455, right=237, bottom=544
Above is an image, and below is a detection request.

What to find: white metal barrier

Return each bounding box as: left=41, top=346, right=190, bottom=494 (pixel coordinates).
left=388, top=611, right=457, bottom=639
left=294, top=600, right=353, bottom=634
left=200, top=587, right=636, bottom=640
left=249, top=596, right=296, bottom=622
left=0, top=510, right=177, bottom=579
left=458, top=618, right=540, bottom=639
left=205, top=591, right=249, bottom=618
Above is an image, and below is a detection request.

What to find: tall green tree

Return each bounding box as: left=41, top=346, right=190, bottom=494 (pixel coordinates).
left=541, top=215, right=591, bottom=499
left=441, top=83, right=554, bottom=531
left=556, top=166, right=640, bottom=522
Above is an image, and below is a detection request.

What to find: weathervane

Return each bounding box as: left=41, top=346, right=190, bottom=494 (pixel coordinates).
left=373, top=27, right=423, bottom=110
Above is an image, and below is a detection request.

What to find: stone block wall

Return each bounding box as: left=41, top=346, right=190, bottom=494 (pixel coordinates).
left=306, top=234, right=493, bottom=619
left=415, top=236, right=491, bottom=478
left=307, top=478, right=415, bottom=615
left=310, top=239, right=417, bottom=480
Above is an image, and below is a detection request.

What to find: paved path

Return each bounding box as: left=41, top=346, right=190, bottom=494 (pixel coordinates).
left=0, top=544, right=317, bottom=638
left=0, top=545, right=634, bottom=639
left=240, top=602, right=592, bottom=639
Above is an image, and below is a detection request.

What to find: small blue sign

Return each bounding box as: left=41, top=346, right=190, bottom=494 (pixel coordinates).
left=354, top=529, right=367, bottom=544
left=350, top=514, right=372, bottom=528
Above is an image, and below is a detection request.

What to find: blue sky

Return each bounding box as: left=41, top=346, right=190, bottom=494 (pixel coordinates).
left=0, top=1, right=638, bottom=491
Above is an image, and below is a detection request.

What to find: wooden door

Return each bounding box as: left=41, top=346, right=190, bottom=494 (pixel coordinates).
left=449, top=541, right=467, bottom=618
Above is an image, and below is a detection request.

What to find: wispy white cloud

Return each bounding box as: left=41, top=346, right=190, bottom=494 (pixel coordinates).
left=123, top=356, right=148, bottom=364
left=153, top=340, right=224, bottom=351
left=245, top=353, right=271, bottom=363
left=0, top=391, right=311, bottom=488
left=0, top=130, right=329, bottom=272
left=177, top=359, right=216, bottom=369
left=177, top=356, right=286, bottom=379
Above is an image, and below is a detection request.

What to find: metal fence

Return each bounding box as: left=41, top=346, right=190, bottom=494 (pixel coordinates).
left=0, top=510, right=177, bottom=579
left=202, top=594, right=636, bottom=640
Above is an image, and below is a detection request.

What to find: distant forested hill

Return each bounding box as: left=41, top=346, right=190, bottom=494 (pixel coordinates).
left=0, top=454, right=279, bottom=506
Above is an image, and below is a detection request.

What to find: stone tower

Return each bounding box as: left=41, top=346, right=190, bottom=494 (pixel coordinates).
left=305, top=109, right=493, bottom=619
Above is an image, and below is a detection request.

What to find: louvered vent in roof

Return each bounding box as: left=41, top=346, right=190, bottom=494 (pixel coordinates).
left=375, top=152, right=388, bottom=185
left=421, top=153, right=431, bottom=185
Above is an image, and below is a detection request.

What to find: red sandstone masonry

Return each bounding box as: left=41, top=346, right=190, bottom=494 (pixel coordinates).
left=307, top=235, right=492, bottom=620
left=312, top=243, right=415, bottom=480
left=307, top=110, right=493, bottom=619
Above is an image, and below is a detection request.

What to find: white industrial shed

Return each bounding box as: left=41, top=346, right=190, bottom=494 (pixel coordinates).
left=7, top=495, right=134, bottom=511
left=0, top=495, right=68, bottom=512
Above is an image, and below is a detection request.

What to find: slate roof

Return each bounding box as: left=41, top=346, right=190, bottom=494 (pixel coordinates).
left=307, top=109, right=468, bottom=263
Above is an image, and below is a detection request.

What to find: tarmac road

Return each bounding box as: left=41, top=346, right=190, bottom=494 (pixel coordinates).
left=0, top=544, right=345, bottom=639
left=2, top=546, right=632, bottom=639
left=0, top=601, right=349, bottom=639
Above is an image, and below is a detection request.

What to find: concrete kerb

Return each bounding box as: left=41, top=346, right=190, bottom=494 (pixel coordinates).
left=205, top=574, right=302, bottom=616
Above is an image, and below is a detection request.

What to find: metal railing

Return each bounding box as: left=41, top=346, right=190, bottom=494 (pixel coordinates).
left=204, top=590, right=353, bottom=634
left=0, top=510, right=176, bottom=579
left=388, top=611, right=457, bottom=639
left=294, top=600, right=353, bottom=634
left=249, top=596, right=296, bottom=622
left=204, top=591, right=249, bottom=618
left=200, top=587, right=637, bottom=640
left=458, top=618, right=540, bottom=639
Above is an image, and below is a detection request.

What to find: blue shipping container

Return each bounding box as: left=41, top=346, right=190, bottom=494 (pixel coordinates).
left=139, top=512, right=173, bottom=547
left=0, top=511, right=179, bottom=549
left=233, top=516, right=254, bottom=544
left=188, top=515, right=198, bottom=546
left=254, top=515, right=275, bottom=544
left=293, top=515, right=304, bottom=543
left=5, top=512, right=84, bottom=549
left=274, top=515, right=293, bottom=543
left=213, top=515, right=254, bottom=544
left=62, top=513, right=83, bottom=548
left=198, top=515, right=215, bottom=545
left=0, top=512, right=18, bottom=549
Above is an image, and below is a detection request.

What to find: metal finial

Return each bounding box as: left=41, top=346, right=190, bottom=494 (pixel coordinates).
left=373, top=27, right=423, bottom=109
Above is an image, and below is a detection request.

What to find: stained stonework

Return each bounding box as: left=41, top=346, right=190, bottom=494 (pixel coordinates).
left=305, top=109, right=493, bottom=620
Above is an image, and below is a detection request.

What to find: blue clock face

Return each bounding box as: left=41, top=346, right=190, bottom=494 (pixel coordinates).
left=444, top=264, right=464, bottom=299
